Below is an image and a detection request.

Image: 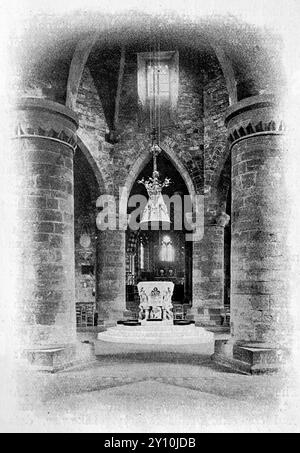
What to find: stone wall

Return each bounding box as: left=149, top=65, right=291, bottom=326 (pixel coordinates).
left=13, top=48, right=73, bottom=105
left=74, top=212, right=96, bottom=306
left=190, top=70, right=230, bottom=322
left=73, top=50, right=232, bottom=322
left=96, top=229, right=126, bottom=324
left=10, top=13, right=290, bottom=373
left=74, top=51, right=230, bottom=202
left=76, top=51, right=206, bottom=195
left=73, top=143, right=98, bottom=310
left=75, top=67, right=114, bottom=194
left=203, top=73, right=229, bottom=190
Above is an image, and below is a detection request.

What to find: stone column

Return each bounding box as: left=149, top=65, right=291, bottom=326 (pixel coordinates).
left=13, top=98, right=78, bottom=371
left=96, top=228, right=126, bottom=326
left=192, top=212, right=229, bottom=326
left=217, top=94, right=290, bottom=373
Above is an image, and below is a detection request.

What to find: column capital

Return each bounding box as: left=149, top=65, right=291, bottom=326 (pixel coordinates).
left=215, top=211, right=230, bottom=227
left=225, top=94, right=285, bottom=149
left=205, top=211, right=230, bottom=228
left=12, top=97, right=79, bottom=152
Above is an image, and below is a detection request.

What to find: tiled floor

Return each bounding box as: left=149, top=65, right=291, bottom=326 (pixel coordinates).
left=3, top=333, right=300, bottom=432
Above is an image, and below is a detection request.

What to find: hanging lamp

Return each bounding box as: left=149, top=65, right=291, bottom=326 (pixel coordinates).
left=139, top=138, right=171, bottom=227
left=138, top=48, right=171, bottom=229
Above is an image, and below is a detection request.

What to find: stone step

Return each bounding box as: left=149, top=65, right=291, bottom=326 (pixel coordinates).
left=97, top=324, right=214, bottom=345
left=101, top=329, right=205, bottom=336
left=94, top=340, right=215, bottom=357
left=100, top=332, right=210, bottom=339
left=96, top=337, right=213, bottom=345
left=100, top=332, right=211, bottom=340
left=116, top=324, right=198, bottom=331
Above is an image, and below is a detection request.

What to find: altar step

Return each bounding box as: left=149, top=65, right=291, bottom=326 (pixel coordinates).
left=97, top=323, right=214, bottom=347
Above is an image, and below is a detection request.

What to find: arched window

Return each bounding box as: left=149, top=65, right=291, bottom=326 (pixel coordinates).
left=160, top=235, right=175, bottom=262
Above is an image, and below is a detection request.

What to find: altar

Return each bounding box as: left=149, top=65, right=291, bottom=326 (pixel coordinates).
left=137, top=281, right=174, bottom=322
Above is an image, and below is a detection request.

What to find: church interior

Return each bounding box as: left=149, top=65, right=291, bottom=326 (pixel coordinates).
left=4, top=5, right=300, bottom=432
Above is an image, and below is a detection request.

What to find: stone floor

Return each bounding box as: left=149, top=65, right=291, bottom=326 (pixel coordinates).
left=2, top=332, right=300, bottom=433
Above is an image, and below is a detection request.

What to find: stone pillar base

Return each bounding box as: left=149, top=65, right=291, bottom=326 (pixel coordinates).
left=98, top=310, right=131, bottom=328
left=123, top=309, right=138, bottom=319
left=192, top=307, right=226, bottom=327
left=21, top=345, right=76, bottom=373
left=212, top=339, right=289, bottom=374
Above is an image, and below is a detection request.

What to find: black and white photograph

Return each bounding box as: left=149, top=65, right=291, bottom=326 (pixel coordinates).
left=0, top=0, right=300, bottom=434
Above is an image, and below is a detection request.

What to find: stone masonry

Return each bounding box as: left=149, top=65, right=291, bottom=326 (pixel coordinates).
left=215, top=94, right=291, bottom=373
left=9, top=12, right=293, bottom=374
left=13, top=98, right=78, bottom=371
left=96, top=229, right=126, bottom=326
left=75, top=49, right=230, bottom=325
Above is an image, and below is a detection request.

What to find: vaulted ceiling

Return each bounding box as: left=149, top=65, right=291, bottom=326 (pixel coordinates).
left=12, top=10, right=285, bottom=109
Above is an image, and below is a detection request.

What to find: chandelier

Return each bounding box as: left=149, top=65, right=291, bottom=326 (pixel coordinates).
left=139, top=137, right=171, bottom=226
left=138, top=49, right=172, bottom=228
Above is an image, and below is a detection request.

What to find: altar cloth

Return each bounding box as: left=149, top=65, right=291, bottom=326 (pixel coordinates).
left=137, top=281, right=174, bottom=310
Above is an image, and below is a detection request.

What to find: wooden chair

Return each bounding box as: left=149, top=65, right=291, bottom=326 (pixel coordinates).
left=221, top=304, right=230, bottom=326
left=173, top=304, right=185, bottom=320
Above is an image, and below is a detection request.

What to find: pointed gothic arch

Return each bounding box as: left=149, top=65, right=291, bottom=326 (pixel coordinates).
left=123, top=142, right=197, bottom=202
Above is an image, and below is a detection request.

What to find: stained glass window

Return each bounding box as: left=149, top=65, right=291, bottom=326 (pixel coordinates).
left=160, top=235, right=175, bottom=262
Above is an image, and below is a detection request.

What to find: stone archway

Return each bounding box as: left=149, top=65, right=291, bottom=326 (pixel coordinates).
left=76, top=136, right=108, bottom=197
left=73, top=141, right=107, bottom=331
left=217, top=152, right=231, bottom=316
left=123, top=144, right=199, bottom=318
left=192, top=145, right=231, bottom=327
left=123, top=142, right=197, bottom=201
